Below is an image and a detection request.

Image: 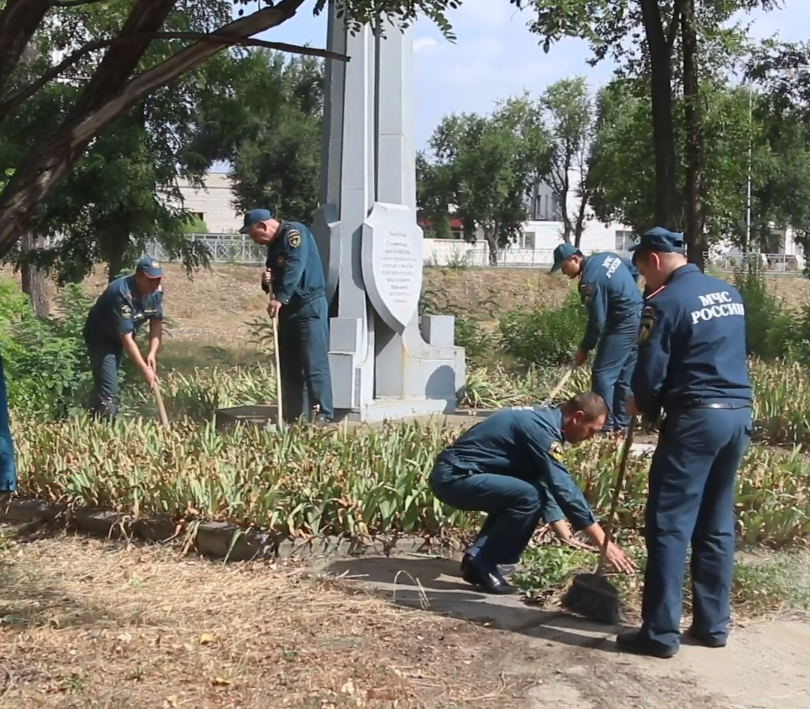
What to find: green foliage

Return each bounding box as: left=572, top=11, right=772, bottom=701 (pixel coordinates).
left=0, top=280, right=95, bottom=419
left=417, top=95, right=551, bottom=262
left=539, top=76, right=593, bottom=243
left=732, top=262, right=810, bottom=362
left=217, top=51, right=324, bottom=222
left=499, top=287, right=588, bottom=366
left=183, top=215, right=209, bottom=234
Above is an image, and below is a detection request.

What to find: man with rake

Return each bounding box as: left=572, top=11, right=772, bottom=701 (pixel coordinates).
left=621, top=228, right=752, bottom=659
left=83, top=256, right=164, bottom=422
left=550, top=244, right=643, bottom=436
left=241, top=208, right=333, bottom=425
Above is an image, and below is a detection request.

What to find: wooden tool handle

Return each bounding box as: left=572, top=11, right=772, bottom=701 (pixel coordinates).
left=595, top=416, right=636, bottom=574
left=272, top=314, right=283, bottom=424
left=154, top=382, right=170, bottom=429
left=539, top=366, right=575, bottom=408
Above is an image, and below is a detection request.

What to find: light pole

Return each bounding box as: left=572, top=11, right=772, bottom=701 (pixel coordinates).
left=746, top=83, right=752, bottom=252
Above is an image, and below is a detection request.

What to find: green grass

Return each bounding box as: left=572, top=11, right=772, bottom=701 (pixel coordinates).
left=513, top=542, right=810, bottom=618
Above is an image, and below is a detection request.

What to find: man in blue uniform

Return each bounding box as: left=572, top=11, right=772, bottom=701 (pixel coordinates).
left=241, top=208, right=333, bottom=425
left=551, top=244, right=643, bottom=435
left=429, top=392, right=636, bottom=594
left=620, top=227, right=752, bottom=659
left=83, top=256, right=163, bottom=421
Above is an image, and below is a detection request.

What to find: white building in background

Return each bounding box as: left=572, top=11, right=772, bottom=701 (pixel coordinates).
left=170, top=170, right=806, bottom=271
left=175, top=171, right=242, bottom=234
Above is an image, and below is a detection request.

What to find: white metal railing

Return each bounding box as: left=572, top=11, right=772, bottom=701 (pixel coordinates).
left=141, top=236, right=804, bottom=275
left=145, top=234, right=266, bottom=265
left=704, top=251, right=803, bottom=274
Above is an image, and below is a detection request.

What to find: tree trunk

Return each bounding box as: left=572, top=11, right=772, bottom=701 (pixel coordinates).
left=484, top=227, right=498, bottom=266
left=20, top=232, right=49, bottom=317
left=640, top=0, right=679, bottom=231
left=681, top=0, right=705, bottom=270
left=573, top=193, right=588, bottom=249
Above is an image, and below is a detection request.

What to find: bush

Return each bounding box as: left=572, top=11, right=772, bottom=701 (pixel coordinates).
left=499, top=286, right=588, bottom=366
left=0, top=282, right=97, bottom=419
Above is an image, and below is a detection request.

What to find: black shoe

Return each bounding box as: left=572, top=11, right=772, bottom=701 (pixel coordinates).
left=312, top=413, right=332, bottom=426
left=616, top=630, right=678, bottom=659
left=460, top=554, right=516, bottom=578
left=459, top=554, right=517, bottom=595
left=684, top=626, right=727, bottom=648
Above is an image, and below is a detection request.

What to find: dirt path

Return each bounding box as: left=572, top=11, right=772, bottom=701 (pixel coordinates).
left=325, top=554, right=810, bottom=709
left=1, top=527, right=806, bottom=708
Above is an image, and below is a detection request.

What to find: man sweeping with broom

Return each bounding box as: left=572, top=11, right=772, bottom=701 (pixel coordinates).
left=616, top=227, right=752, bottom=659
left=429, top=392, right=636, bottom=595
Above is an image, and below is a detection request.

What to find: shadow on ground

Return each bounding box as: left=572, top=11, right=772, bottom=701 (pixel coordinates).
left=326, top=555, right=634, bottom=654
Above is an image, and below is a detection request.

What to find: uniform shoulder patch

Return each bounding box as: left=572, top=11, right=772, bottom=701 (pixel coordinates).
left=548, top=441, right=565, bottom=462
left=286, top=229, right=301, bottom=249
left=120, top=303, right=131, bottom=319
left=638, top=305, right=655, bottom=343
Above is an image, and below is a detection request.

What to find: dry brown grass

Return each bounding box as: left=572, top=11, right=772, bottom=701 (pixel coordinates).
left=2, top=261, right=808, bottom=363
left=0, top=527, right=530, bottom=709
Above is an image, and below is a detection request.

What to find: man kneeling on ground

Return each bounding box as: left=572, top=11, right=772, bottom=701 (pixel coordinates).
left=429, top=392, right=636, bottom=594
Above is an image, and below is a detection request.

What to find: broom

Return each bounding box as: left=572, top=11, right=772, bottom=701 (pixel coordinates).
left=561, top=416, right=636, bottom=624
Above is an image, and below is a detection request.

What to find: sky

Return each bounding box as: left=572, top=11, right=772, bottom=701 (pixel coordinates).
left=240, top=0, right=810, bottom=151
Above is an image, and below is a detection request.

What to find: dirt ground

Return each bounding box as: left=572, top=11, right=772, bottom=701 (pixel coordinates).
left=1, top=528, right=807, bottom=709
left=6, top=263, right=809, bottom=350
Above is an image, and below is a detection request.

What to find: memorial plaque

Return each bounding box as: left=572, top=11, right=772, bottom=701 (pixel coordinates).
left=361, top=202, right=423, bottom=333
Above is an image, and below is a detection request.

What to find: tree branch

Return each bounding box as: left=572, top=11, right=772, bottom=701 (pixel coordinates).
left=0, top=0, right=54, bottom=99
left=0, top=31, right=346, bottom=120
left=54, top=0, right=110, bottom=6
left=666, top=2, right=682, bottom=50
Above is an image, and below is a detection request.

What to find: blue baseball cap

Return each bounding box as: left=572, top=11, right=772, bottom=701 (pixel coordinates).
left=629, top=227, right=685, bottom=259
left=135, top=255, right=162, bottom=279
left=550, top=243, right=579, bottom=273
left=239, top=208, right=273, bottom=234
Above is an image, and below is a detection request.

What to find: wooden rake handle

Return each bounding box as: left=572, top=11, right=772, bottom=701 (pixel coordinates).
left=272, top=314, right=283, bottom=424
left=153, top=381, right=170, bottom=429
left=539, top=365, right=575, bottom=408
left=595, top=416, right=636, bottom=574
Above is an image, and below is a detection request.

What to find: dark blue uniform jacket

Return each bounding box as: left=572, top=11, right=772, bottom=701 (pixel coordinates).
left=578, top=252, right=643, bottom=351
left=266, top=221, right=326, bottom=310
left=84, top=276, right=163, bottom=343
left=437, top=407, right=596, bottom=531
left=631, top=264, right=752, bottom=422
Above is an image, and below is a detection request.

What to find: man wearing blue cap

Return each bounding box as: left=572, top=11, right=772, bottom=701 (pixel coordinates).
left=240, top=208, right=333, bottom=425
left=550, top=243, right=643, bottom=435
left=429, top=391, right=636, bottom=594
left=83, top=255, right=164, bottom=421
left=617, top=227, right=751, bottom=659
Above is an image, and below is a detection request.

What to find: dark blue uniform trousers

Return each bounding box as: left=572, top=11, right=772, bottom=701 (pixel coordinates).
left=592, top=317, right=639, bottom=431
left=641, top=406, right=751, bottom=651
left=0, top=354, right=16, bottom=493
left=277, top=295, right=333, bottom=423
left=84, top=329, right=123, bottom=420
left=429, top=460, right=544, bottom=565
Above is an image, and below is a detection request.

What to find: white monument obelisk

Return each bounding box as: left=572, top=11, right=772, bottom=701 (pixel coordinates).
left=312, top=5, right=465, bottom=423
